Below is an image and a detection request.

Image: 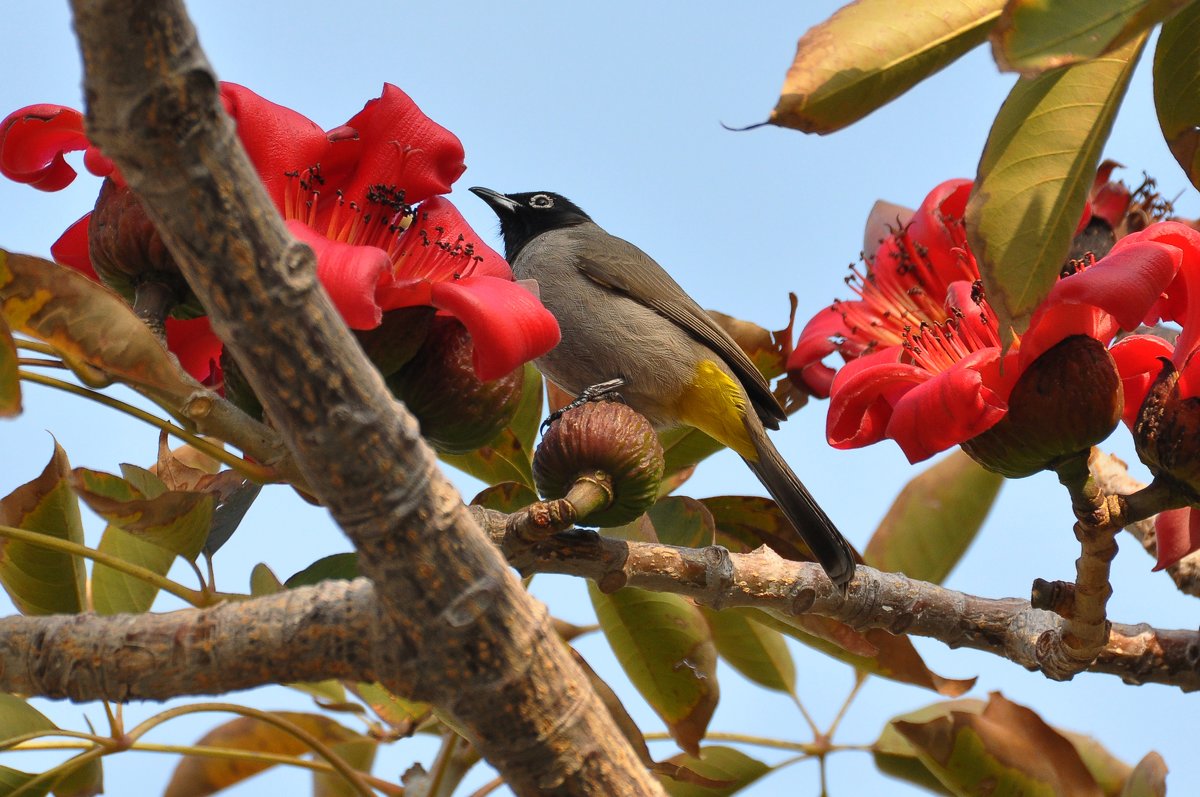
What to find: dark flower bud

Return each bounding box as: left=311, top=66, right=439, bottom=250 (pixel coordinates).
left=1133, top=358, right=1200, bottom=499
left=386, top=318, right=523, bottom=454
left=88, top=179, right=201, bottom=324
left=961, top=335, right=1123, bottom=478
left=533, top=401, right=664, bottom=527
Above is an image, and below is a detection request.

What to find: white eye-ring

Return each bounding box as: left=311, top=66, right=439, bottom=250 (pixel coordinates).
left=530, top=194, right=554, bottom=209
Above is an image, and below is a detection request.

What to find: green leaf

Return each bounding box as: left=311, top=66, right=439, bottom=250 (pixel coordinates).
left=864, top=450, right=1002, bottom=583
left=249, top=563, right=284, bottom=596
left=589, top=581, right=718, bottom=756
left=0, top=444, right=87, bottom=614
left=91, top=526, right=177, bottom=614
left=873, top=699, right=986, bottom=795
left=891, top=693, right=1105, bottom=796
left=440, top=363, right=541, bottom=489
left=1121, top=752, right=1167, bottom=797
left=164, top=712, right=368, bottom=797
left=285, top=553, right=359, bottom=588
left=71, top=468, right=211, bottom=562
left=967, top=34, right=1146, bottom=337
left=751, top=609, right=975, bottom=696
left=700, top=607, right=795, bottom=694
left=771, top=0, right=1004, bottom=133
left=0, top=315, right=18, bottom=417
left=703, top=495, right=816, bottom=563
left=470, top=481, right=539, bottom=513
left=1153, top=1, right=1200, bottom=189
left=658, top=428, right=724, bottom=496
left=0, top=693, right=57, bottom=742
left=0, top=766, right=49, bottom=797
left=0, top=251, right=200, bottom=412
left=993, top=0, right=1185, bottom=74
left=647, top=497, right=716, bottom=549
left=50, top=755, right=103, bottom=797
left=313, top=736, right=376, bottom=797
left=659, top=746, right=770, bottom=797
left=345, top=682, right=431, bottom=734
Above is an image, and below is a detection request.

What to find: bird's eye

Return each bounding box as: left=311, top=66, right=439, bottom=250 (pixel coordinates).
left=530, top=194, right=554, bottom=209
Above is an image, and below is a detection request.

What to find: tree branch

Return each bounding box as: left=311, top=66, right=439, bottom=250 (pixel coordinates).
left=67, top=2, right=662, bottom=794
left=0, top=524, right=1194, bottom=704
left=476, top=506, right=1200, bottom=691
left=1091, top=450, right=1200, bottom=598
left=0, top=580, right=380, bottom=701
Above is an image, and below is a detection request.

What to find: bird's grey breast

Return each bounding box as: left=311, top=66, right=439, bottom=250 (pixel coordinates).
left=510, top=223, right=701, bottom=425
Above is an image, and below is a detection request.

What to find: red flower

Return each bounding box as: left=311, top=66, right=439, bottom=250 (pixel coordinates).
left=1, top=84, right=559, bottom=382
left=1109, top=223, right=1200, bottom=569
left=789, top=180, right=1183, bottom=464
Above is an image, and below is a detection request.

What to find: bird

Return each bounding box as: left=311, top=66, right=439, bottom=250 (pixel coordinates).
left=470, top=187, right=856, bottom=590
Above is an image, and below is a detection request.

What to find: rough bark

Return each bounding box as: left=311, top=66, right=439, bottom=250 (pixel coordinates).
left=67, top=2, right=663, bottom=794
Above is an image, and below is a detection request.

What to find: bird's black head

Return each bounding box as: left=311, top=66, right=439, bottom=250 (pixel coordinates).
left=469, top=188, right=592, bottom=261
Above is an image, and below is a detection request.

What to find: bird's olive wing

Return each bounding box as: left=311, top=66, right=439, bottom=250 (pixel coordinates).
left=573, top=235, right=786, bottom=425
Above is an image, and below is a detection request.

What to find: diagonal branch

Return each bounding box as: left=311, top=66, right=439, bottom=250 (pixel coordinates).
left=67, top=2, right=662, bottom=795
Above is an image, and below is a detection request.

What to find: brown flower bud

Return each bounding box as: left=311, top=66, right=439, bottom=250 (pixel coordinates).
left=1133, top=358, right=1200, bottom=499
left=88, top=179, right=200, bottom=321
left=961, top=335, right=1122, bottom=478
left=533, top=401, right=664, bottom=527
left=386, top=318, right=523, bottom=454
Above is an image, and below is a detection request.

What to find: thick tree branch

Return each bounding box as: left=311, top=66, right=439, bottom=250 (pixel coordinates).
left=67, top=2, right=662, bottom=795
left=0, top=580, right=381, bottom=700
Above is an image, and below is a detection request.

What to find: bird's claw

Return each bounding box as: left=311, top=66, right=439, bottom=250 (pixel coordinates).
left=541, top=378, right=627, bottom=431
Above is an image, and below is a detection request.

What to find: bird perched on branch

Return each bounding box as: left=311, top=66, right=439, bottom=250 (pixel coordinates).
left=471, top=187, right=855, bottom=590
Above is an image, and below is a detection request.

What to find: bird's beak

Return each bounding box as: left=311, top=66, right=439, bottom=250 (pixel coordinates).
left=469, top=186, right=520, bottom=216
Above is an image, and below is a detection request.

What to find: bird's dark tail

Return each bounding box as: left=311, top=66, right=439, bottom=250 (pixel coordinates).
left=744, top=431, right=856, bottom=591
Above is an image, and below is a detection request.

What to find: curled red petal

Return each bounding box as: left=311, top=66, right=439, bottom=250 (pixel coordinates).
left=1153, top=508, right=1200, bottom=570
left=1038, top=239, right=1183, bottom=332
left=165, top=316, right=224, bottom=386
left=0, top=104, right=92, bottom=191
left=334, top=84, right=466, bottom=206
left=219, top=83, right=331, bottom=206
left=884, top=348, right=1007, bottom=463
left=50, top=214, right=99, bottom=280
left=1110, top=222, right=1200, bottom=333
left=826, top=346, right=926, bottom=450
left=287, top=221, right=388, bottom=330
left=788, top=305, right=853, bottom=398
left=428, top=276, right=559, bottom=381
left=1109, top=334, right=1174, bottom=427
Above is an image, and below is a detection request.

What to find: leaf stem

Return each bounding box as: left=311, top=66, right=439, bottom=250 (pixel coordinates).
left=18, top=369, right=276, bottom=483
left=125, top=702, right=378, bottom=797
left=0, top=523, right=204, bottom=606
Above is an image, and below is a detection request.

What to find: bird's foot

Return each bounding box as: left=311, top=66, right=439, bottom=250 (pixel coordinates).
left=541, top=378, right=626, bottom=431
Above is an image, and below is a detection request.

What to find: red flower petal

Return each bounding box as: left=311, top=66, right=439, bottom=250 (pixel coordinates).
left=428, top=276, right=560, bottom=381
left=787, top=305, right=852, bottom=398
left=219, top=83, right=332, bottom=207
left=826, top=346, right=927, bottom=450
left=1153, top=507, right=1200, bottom=570
left=287, top=220, right=388, bottom=330
left=0, top=105, right=93, bottom=191
left=1038, top=239, right=1183, bottom=331
left=50, top=214, right=99, bottom=279
left=885, top=348, right=1008, bottom=463
left=334, top=84, right=466, bottom=207
left=1110, top=334, right=1174, bottom=428
left=905, top=179, right=973, bottom=281
left=165, top=316, right=224, bottom=385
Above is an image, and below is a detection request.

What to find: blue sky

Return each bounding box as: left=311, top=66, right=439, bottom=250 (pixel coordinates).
left=0, top=2, right=1195, bottom=795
